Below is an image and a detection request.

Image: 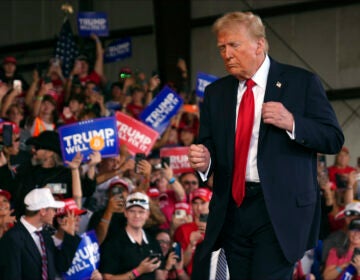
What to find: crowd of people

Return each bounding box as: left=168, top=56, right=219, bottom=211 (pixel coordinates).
left=0, top=19, right=359, bottom=280
left=0, top=31, right=213, bottom=280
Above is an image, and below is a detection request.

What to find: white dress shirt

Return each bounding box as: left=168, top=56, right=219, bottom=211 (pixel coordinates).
left=209, top=249, right=230, bottom=280
left=20, top=216, right=43, bottom=255
left=199, top=55, right=295, bottom=182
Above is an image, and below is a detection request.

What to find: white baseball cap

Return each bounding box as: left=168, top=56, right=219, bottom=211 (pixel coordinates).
left=126, top=192, right=150, bottom=210
left=25, top=188, right=65, bottom=211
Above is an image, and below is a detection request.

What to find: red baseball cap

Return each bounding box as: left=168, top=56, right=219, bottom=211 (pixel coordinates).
left=174, top=202, right=191, bottom=215
left=3, top=56, right=16, bottom=65
left=108, top=178, right=129, bottom=192
left=147, top=188, right=160, bottom=198
left=190, top=188, right=212, bottom=202
left=56, top=198, right=87, bottom=217
left=0, top=189, right=11, bottom=201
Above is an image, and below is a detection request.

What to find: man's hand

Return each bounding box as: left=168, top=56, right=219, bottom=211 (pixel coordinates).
left=262, top=102, right=294, bottom=132
left=137, top=257, right=161, bottom=275
left=60, top=210, right=76, bottom=236
left=88, top=151, right=102, bottom=167
left=66, top=152, right=83, bottom=170
left=188, top=144, right=210, bottom=173
left=106, top=194, right=125, bottom=214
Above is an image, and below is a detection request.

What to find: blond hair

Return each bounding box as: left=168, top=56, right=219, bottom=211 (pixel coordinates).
left=212, top=11, right=269, bottom=53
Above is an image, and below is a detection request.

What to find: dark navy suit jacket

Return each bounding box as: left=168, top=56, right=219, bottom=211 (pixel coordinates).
left=196, top=57, right=344, bottom=264
left=0, top=221, right=81, bottom=280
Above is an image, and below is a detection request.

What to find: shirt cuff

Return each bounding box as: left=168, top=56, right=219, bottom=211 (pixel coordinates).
left=197, top=159, right=212, bottom=182
left=286, top=121, right=296, bottom=140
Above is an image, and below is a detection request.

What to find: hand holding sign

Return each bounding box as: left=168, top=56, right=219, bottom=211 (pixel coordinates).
left=66, top=152, right=83, bottom=170
left=59, top=117, right=119, bottom=163
left=88, top=151, right=102, bottom=167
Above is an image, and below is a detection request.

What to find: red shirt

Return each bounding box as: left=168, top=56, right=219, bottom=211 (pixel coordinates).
left=173, top=222, right=202, bottom=276
left=79, top=71, right=101, bottom=86
left=126, top=103, right=144, bottom=120
left=328, top=165, right=356, bottom=189
left=326, top=248, right=358, bottom=280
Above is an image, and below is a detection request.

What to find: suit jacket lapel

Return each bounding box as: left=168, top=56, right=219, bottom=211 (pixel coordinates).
left=224, top=76, right=240, bottom=168
left=259, top=58, right=285, bottom=147
left=18, top=222, right=43, bottom=264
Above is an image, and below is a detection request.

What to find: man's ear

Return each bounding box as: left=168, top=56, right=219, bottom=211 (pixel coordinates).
left=256, top=37, right=266, bottom=54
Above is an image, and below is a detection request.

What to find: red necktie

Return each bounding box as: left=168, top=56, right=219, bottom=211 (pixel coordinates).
left=232, top=79, right=256, bottom=207
left=35, top=231, right=48, bottom=280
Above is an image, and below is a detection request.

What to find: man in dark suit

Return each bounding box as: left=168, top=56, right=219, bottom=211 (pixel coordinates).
left=0, top=188, right=81, bottom=280
left=188, top=11, right=344, bottom=279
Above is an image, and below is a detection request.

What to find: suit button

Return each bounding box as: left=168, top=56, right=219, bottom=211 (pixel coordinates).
left=301, top=139, right=305, bottom=144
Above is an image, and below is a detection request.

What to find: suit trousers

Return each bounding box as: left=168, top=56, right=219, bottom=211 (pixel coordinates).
left=221, top=183, right=294, bottom=280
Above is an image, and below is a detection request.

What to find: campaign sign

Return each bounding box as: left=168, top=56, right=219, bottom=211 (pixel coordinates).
left=104, top=37, right=132, bottom=64
left=58, top=117, right=119, bottom=162
left=139, top=86, right=183, bottom=135
left=77, top=12, right=109, bottom=37
left=341, top=264, right=356, bottom=280
left=63, top=230, right=100, bottom=280
left=115, top=112, right=159, bottom=156
left=196, top=72, right=218, bottom=98
left=160, top=147, right=193, bottom=174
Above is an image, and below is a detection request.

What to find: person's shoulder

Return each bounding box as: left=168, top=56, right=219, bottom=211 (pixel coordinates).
left=175, top=222, right=198, bottom=233
left=1, top=222, right=25, bottom=241
left=270, top=57, right=315, bottom=78
left=207, top=75, right=237, bottom=90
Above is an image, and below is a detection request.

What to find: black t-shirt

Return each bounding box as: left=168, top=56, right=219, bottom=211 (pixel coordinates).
left=100, top=228, right=163, bottom=280
left=87, top=210, right=127, bottom=241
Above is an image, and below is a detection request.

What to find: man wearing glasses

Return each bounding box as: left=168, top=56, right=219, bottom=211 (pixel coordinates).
left=179, top=172, right=199, bottom=202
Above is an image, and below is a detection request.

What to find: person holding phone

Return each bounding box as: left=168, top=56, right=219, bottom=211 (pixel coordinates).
left=100, top=192, right=164, bottom=280
left=323, top=218, right=360, bottom=280
left=155, top=230, right=190, bottom=280
left=0, top=56, right=28, bottom=91
left=87, top=178, right=130, bottom=244
left=328, top=147, right=357, bottom=191
left=173, top=188, right=212, bottom=276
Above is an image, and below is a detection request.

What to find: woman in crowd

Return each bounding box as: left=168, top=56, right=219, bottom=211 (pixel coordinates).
left=323, top=218, right=360, bottom=280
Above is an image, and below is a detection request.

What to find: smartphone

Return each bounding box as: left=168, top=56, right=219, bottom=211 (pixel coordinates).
left=13, top=79, right=22, bottom=92
left=47, top=183, right=67, bottom=194
left=317, top=154, right=327, bottom=168
left=135, top=153, right=146, bottom=173
left=199, top=213, right=209, bottom=223
left=161, top=157, right=170, bottom=168
left=357, top=157, right=360, bottom=168
left=174, top=209, right=186, bottom=219
left=335, top=173, right=348, bottom=190
left=3, top=124, right=13, bottom=147
left=352, top=248, right=360, bottom=262
left=149, top=251, right=162, bottom=260
left=172, top=242, right=182, bottom=262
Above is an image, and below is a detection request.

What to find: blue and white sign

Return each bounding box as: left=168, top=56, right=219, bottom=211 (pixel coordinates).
left=139, top=86, right=183, bottom=135
left=63, top=230, right=100, bottom=280
left=58, top=117, right=119, bottom=163
left=77, top=12, right=109, bottom=37
left=104, top=38, right=132, bottom=63
left=196, top=72, right=218, bottom=98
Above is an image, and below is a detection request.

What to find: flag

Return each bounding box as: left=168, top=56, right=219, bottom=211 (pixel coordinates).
left=54, top=19, right=79, bottom=78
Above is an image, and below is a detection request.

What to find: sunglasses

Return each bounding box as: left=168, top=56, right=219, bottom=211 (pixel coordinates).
left=157, top=239, right=170, bottom=245
left=345, top=210, right=360, bottom=217
left=128, top=199, right=148, bottom=205
left=183, top=181, right=198, bottom=185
